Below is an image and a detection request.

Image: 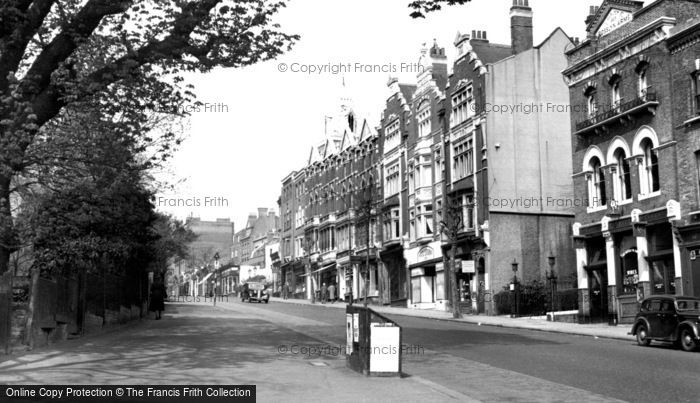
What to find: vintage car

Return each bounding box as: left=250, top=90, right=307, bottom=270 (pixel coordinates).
left=630, top=295, right=700, bottom=352
left=241, top=282, right=269, bottom=303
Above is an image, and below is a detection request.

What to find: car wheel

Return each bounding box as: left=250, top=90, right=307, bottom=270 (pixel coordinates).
left=636, top=324, right=651, bottom=347
left=679, top=328, right=698, bottom=352
left=265, top=300, right=269, bottom=304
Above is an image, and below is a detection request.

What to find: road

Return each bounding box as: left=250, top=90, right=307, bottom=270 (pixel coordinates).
left=0, top=300, right=697, bottom=403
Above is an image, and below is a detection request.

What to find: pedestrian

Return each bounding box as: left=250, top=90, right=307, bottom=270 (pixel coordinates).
left=321, top=282, right=328, bottom=304
left=328, top=283, right=336, bottom=303
left=282, top=282, right=290, bottom=300
left=149, top=278, right=167, bottom=320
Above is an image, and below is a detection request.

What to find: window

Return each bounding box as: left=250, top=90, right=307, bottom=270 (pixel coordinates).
left=435, top=150, right=444, bottom=182
left=453, top=138, right=474, bottom=181
left=416, top=205, right=433, bottom=238
left=417, top=108, right=431, bottom=138
left=638, top=66, right=649, bottom=98
left=408, top=165, right=415, bottom=194
left=613, top=148, right=632, bottom=202
left=385, top=164, right=400, bottom=197
left=610, top=77, right=621, bottom=111
left=640, top=139, right=660, bottom=195
left=694, top=73, right=700, bottom=114
left=586, top=88, right=597, bottom=118
left=463, top=195, right=475, bottom=230
left=409, top=209, right=416, bottom=241
left=696, top=151, right=700, bottom=203
left=384, top=120, right=400, bottom=152
left=451, top=87, right=473, bottom=127
left=384, top=208, right=401, bottom=241
left=588, top=156, right=606, bottom=208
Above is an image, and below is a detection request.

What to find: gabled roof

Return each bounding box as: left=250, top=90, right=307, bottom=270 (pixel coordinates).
left=585, top=0, right=644, bottom=35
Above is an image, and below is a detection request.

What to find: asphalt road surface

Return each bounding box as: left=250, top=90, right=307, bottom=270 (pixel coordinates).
left=1, top=300, right=698, bottom=403
left=246, top=299, right=700, bottom=403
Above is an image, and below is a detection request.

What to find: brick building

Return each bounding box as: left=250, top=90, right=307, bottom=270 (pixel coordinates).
left=278, top=88, right=381, bottom=302
left=278, top=1, right=577, bottom=313
left=563, top=0, right=700, bottom=324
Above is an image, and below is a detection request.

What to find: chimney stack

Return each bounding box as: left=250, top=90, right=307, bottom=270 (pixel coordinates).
left=585, top=5, right=600, bottom=26
left=510, top=0, right=533, bottom=55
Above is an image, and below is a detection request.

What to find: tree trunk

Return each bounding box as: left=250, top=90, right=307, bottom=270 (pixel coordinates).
left=23, top=265, right=40, bottom=349
left=449, top=243, right=462, bottom=319
left=0, top=175, right=13, bottom=275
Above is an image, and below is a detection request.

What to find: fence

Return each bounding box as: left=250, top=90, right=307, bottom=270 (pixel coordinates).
left=0, top=267, right=148, bottom=352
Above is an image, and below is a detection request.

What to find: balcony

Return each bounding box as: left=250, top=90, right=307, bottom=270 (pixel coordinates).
left=574, top=91, right=659, bottom=136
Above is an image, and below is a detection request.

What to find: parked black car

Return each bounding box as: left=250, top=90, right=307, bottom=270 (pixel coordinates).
left=630, top=295, right=700, bottom=352
left=241, top=282, right=269, bottom=303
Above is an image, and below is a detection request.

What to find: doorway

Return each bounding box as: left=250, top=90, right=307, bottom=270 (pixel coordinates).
left=588, top=267, right=608, bottom=322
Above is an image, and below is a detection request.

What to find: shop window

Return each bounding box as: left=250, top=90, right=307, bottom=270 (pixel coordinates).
left=411, top=277, right=421, bottom=303
left=436, top=270, right=445, bottom=300
left=620, top=249, right=639, bottom=295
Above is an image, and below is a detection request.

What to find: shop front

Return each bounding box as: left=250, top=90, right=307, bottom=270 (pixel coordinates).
left=380, top=244, right=407, bottom=306
left=573, top=203, right=682, bottom=325
left=404, top=242, right=445, bottom=310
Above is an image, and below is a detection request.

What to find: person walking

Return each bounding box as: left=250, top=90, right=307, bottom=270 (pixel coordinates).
left=282, top=282, right=290, bottom=300
left=328, top=283, right=336, bottom=303
left=149, top=279, right=167, bottom=320
left=321, top=282, right=328, bottom=304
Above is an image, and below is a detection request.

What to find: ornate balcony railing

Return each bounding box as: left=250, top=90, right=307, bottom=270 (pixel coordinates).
left=575, top=91, right=658, bottom=135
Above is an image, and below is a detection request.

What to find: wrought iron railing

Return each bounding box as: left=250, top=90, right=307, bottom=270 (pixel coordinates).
left=576, top=91, right=657, bottom=132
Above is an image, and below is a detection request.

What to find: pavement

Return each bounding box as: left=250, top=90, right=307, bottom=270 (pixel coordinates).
left=269, top=296, right=633, bottom=341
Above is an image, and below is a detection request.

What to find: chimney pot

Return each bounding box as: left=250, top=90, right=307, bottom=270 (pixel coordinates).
left=482, top=31, right=487, bottom=40
left=472, top=30, right=477, bottom=38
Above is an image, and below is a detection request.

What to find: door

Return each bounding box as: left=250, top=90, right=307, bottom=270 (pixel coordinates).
left=692, top=256, right=700, bottom=298
left=588, top=268, right=608, bottom=322
left=656, top=299, right=679, bottom=338
left=477, top=258, right=486, bottom=314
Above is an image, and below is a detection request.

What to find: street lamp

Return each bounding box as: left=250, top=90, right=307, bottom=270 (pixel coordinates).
left=511, top=259, right=519, bottom=318
left=546, top=253, right=557, bottom=320
left=213, top=252, right=220, bottom=306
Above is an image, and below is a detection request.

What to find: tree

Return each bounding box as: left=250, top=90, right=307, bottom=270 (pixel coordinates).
left=439, top=196, right=463, bottom=319
left=408, top=0, right=472, bottom=18
left=0, top=0, right=298, bottom=274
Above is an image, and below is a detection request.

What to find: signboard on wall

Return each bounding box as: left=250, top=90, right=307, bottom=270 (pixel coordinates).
left=462, top=260, right=475, bottom=274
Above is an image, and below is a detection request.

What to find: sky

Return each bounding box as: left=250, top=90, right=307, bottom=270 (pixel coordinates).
left=154, top=0, right=633, bottom=232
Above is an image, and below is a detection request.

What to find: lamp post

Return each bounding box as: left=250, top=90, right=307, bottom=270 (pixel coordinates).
left=213, top=252, right=220, bottom=306
left=511, top=259, right=519, bottom=318
left=546, top=254, right=557, bottom=320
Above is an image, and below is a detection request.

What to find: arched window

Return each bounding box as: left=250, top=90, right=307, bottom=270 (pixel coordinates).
left=589, top=156, right=606, bottom=208
left=585, top=87, right=597, bottom=118
left=636, top=62, right=650, bottom=98
left=613, top=148, right=632, bottom=202
left=640, top=138, right=660, bottom=194
left=610, top=75, right=622, bottom=111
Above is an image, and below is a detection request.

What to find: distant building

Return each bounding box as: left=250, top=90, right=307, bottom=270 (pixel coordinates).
left=183, top=217, right=234, bottom=296
left=232, top=208, right=280, bottom=284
